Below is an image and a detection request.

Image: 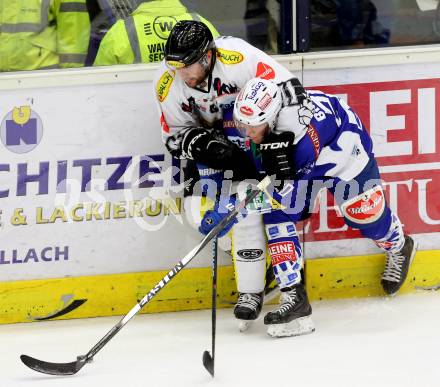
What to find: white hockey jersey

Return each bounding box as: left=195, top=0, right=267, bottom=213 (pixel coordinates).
left=153, top=36, right=298, bottom=151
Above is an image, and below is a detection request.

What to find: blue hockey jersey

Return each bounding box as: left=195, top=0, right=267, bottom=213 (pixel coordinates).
left=220, top=90, right=374, bottom=183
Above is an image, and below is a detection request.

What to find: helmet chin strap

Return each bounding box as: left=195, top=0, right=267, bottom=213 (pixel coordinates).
left=193, top=49, right=216, bottom=90
left=208, top=47, right=217, bottom=72
left=264, top=123, right=272, bottom=138
left=199, top=52, right=210, bottom=71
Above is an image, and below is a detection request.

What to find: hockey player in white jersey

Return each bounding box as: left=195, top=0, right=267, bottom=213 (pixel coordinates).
left=154, top=20, right=312, bottom=329
left=200, top=77, right=418, bottom=338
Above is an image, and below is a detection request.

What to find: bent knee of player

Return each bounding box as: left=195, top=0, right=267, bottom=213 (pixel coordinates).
left=184, top=195, right=232, bottom=250
left=183, top=195, right=204, bottom=231
left=339, top=185, right=393, bottom=238
left=263, top=208, right=304, bottom=226
left=232, top=214, right=267, bottom=293
left=233, top=212, right=266, bottom=244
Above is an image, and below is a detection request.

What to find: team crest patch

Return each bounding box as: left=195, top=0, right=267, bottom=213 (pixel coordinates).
left=156, top=70, right=174, bottom=102
left=216, top=48, right=244, bottom=64
left=341, top=185, right=385, bottom=224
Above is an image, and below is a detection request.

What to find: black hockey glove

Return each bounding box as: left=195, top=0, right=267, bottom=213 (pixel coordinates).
left=166, top=127, right=258, bottom=180
left=278, top=78, right=315, bottom=128
left=259, top=131, right=296, bottom=181
left=278, top=78, right=308, bottom=106
left=182, top=159, right=199, bottom=197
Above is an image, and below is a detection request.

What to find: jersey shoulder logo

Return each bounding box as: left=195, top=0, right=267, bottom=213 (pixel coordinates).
left=156, top=70, right=175, bottom=102
left=256, top=62, right=275, bottom=80
left=216, top=48, right=244, bottom=65
left=160, top=113, right=170, bottom=133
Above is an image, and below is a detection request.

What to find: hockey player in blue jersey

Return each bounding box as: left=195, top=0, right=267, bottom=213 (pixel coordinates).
left=199, top=77, right=417, bottom=338
left=157, top=21, right=319, bottom=331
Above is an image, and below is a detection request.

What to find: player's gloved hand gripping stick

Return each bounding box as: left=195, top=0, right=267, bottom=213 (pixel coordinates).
left=20, top=176, right=272, bottom=377
left=199, top=194, right=247, bottom=237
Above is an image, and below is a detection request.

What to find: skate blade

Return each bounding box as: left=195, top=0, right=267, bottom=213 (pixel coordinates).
left=238, top=320, right=252, bottom=332
left=411, top=241, right=419, bottom=263
left=267, top=316, right=315, bottom=338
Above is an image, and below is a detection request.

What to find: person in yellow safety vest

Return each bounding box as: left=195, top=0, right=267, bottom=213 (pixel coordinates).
left=0, top=0, right=90, bottom=72
left=93, top=0, right=219, bottom=66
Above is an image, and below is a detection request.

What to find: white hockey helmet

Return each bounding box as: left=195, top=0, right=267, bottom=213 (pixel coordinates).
left=233, top=77, right=282, bottom=131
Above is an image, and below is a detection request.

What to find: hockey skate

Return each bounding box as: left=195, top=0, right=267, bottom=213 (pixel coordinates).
left=264, top=283, right=315, bottom=338
left=236, top=265, right=281, bottom=332
left=381, top=235, right=417, bottom=295
left=234, top=292, right=264, bottom=332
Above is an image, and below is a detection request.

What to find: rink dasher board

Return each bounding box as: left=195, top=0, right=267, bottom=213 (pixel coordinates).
left=1, top=46, right=440, bottom=323
left=0, top=248, right=439, bottom=324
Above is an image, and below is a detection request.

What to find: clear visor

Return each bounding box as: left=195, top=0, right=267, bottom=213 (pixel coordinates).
left=165, top=51, right=208, bottom=71
left=234, top=120, right=271, bottom=144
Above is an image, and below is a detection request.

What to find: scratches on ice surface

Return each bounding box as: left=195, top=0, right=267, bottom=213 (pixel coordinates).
left=4, top=292, right=440, bottom=387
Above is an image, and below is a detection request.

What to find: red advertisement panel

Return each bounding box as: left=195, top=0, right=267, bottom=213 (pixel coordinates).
left=303, top=78, right=440, bottom=241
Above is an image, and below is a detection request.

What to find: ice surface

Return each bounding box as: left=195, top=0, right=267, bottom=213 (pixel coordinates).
left=4, top=292, right=440, bottom=387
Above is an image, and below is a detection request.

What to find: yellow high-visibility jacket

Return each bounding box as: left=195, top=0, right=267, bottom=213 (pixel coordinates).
left=94, top=0, right=219, bottom=66
left=0, top=0, right=90, bottom=71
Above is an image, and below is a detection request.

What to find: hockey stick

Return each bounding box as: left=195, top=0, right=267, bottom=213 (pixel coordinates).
left=20, top=176, right=271, bottom=377
left=202, top=188, right=220, bottom=377
left=203, top=224, right=218, bottom=376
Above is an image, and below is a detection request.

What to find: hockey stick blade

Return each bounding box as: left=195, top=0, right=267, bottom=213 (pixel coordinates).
left=20, top=176, right=271, bottom=377
left=202, top=350, right=214, bottom=377
left=20, top=354, right=88, bottom=376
